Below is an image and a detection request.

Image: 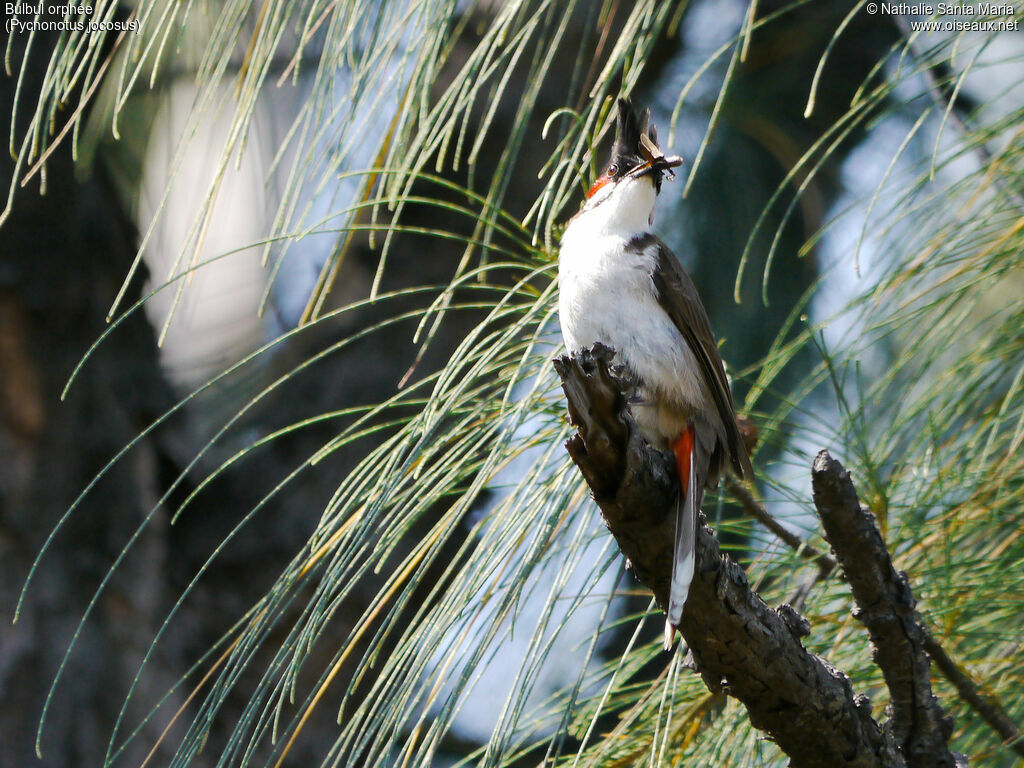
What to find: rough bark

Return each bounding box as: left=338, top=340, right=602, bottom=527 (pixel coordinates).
left=554, top=345, right=905, bottom=768
left=812, top=451, right=964, bottom=768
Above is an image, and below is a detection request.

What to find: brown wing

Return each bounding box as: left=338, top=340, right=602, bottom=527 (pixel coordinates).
left=638, top=234, right=753, bottom=481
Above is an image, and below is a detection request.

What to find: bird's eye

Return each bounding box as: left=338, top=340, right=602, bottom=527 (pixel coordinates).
left=606, top=164, right=618, bottom=176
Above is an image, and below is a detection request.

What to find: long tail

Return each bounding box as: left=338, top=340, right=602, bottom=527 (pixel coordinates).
left=664, top=424, right=704, bottom=650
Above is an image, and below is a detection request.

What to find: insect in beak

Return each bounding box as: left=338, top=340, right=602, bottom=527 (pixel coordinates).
left=627, top=132, right=683, bottom=180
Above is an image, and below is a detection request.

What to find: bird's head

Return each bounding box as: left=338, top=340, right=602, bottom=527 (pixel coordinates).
left=583, top=98, right=683, bottom=216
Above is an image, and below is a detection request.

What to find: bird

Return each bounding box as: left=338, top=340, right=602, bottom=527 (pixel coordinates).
left=558, top=98, right=753, bottom=649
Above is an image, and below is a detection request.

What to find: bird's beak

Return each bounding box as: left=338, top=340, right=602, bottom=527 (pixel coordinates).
left=628, top=132, right=683, bottom=181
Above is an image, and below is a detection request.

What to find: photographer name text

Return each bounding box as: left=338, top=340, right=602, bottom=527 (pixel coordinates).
left=865, top=3, right=1019, bottom=29
left=876, top=3, right=1013, bottom=12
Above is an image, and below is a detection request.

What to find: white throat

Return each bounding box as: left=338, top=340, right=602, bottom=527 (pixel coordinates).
left=577, top=176, right=657, bottom=236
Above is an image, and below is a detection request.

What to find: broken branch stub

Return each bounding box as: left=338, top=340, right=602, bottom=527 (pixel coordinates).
left=554, top=345, right=904, bottom=768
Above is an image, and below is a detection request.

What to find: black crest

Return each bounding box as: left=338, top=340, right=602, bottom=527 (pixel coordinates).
left=608, top=98, right=664, bottom=190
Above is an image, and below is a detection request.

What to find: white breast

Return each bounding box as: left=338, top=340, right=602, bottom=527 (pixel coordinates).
left=557, top=191, right=714, bottom=446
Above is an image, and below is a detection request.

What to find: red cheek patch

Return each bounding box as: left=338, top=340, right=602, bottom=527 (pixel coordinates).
left=587, top=174, right=611, bottom=199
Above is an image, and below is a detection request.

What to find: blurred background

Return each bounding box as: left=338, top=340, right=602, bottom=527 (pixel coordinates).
left=2, top=1, right=1023, bottom=766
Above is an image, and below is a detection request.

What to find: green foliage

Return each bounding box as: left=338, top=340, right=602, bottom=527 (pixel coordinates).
left=10, top=0, right=1024, bottom=766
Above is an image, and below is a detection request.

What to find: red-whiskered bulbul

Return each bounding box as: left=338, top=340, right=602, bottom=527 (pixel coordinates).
left=558, top=98, right=754, bottom=649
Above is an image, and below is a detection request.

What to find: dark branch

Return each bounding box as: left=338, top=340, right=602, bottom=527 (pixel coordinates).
left=921, top=632, right=1024, bottom=759
left=725, top=475, right=836, bottom=577
left=811, top=450, right=961, bottom=768
left=731, top=452, right=1022, bottom=760
left=554, top=346, right=904, bottom=768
